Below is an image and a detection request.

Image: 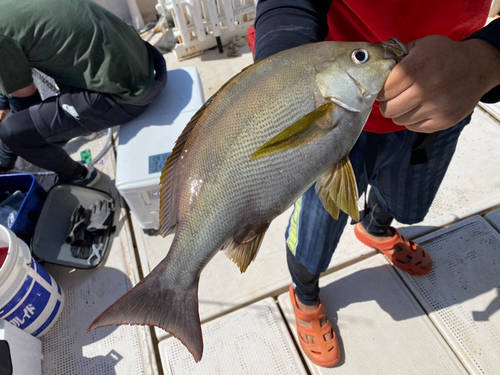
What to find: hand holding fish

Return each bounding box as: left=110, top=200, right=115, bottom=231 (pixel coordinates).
left=378, top=35, right=500, bottom=133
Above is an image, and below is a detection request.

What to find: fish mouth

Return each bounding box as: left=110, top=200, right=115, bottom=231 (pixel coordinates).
left=379, top=38, right=408, bottom=63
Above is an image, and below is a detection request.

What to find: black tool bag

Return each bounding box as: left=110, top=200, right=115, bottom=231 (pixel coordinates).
left=30, top=184, right=116, bottom=269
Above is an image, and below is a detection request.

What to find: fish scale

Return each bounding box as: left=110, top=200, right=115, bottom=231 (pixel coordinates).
left=90, top=39, right=407, bottom=363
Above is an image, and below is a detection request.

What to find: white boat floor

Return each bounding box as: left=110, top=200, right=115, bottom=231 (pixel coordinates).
left=164, top=44, right=254, bottom=99
left=159, top=298, right=307, bottom=375
left=156, top=211, right=500, bottom=375
left=40, top=210, right=157, bottom=375
left=278, top=255, right=469, bottom=375
left=395, top=215, right=500, bottom=375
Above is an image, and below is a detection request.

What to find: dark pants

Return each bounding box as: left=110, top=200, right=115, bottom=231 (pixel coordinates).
left=288, top=190, right=394, bottom=306
left=0, top=43, right=167, bottom=178
left=0, top=93, right=43, bottom=170
left=287, top=115, right=471, bottom=305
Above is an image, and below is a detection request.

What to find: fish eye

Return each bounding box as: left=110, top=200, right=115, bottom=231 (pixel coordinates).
left=352, top=49, right=369, bottom=64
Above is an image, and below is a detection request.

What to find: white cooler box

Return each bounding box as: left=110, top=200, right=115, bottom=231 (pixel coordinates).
left=116, top=67, right=205, bottom=234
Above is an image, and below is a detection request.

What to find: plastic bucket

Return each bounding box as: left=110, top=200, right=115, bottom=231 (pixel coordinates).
left=0, top=224, right=64, bottom=337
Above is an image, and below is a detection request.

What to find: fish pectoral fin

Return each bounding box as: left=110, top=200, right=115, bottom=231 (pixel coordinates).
left=251, top=102, right=339, bottom=160
left=223, top=223, right=270, bottom=273
left=315, top=156, right=360, bottom=222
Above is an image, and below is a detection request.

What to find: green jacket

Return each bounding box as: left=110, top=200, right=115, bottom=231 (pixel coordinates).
left=0, top=0, right=155, bottom=104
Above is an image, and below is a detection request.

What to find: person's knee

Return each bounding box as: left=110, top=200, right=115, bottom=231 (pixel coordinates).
left=0, top=111, right=36, bottom=152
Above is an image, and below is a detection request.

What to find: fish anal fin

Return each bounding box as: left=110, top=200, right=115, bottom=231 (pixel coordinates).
left=223, top=223, right=270, bottom=273
left=315, top=156, right=359, bottom=222
left=89, top=264, right=204, bottom=362
left=251, top=102, right=339, bottom=160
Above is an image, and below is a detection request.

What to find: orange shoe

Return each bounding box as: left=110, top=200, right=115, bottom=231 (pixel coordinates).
left=354, top=223, right=433, bottom=275
left=289, top=284, right=341, bottom=367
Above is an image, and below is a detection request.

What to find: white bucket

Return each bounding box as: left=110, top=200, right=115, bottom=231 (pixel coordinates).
left=0, top=224, right=64, bottom=337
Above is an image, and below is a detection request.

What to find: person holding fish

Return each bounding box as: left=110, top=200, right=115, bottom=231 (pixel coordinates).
left=0, top=0, right=167, bottom=186
left=253, top=0, right=500, bottom=367
left=84, top=0, right=499, bottom=367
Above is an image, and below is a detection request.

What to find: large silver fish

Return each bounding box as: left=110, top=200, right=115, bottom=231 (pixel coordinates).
left=90, top=38, right=407, bottom=361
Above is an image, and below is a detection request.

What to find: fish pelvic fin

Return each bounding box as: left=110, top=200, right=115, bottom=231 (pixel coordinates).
left=89, top=265, right=204, bottom=362
left=250, top=102, right=339, bottom=160
left=316, top=156, right=360, bottom=222
left=223, top=223, right=270, bottom=273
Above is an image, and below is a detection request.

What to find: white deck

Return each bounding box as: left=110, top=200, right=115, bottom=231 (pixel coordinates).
left=8, top=43, right=500, bottom=374
left=278, top=255, right=469, bottom=375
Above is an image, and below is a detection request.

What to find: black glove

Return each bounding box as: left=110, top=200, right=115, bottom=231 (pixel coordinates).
left=71, top=230, right=94, bottom=259
left=65, top=205, right=91, bottom=245
left=86, top=200, right=114, bottom=232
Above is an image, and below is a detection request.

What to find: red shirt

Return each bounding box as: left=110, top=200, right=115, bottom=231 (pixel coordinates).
left=326, top=0, right=491, bottom=133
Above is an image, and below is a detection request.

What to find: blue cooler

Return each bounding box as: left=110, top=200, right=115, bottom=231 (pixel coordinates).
left=0, top=174, right=46, bottom=243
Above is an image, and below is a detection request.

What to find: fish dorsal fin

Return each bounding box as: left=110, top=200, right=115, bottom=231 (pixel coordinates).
left=159, top=100, right=212, bottom=237
left=160, top=63, right=267, bottom=237
left=222, top=223, right=270, bottom=273
left=251, top=102, right=339, bottom=160
left=315, top=156, right=359, bottom=222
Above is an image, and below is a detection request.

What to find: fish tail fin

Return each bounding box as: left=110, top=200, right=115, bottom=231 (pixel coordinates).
left=89, top=267, right=203, bottom=362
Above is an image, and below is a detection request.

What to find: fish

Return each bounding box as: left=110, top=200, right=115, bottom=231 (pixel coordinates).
left=89, top=38, right=407, bottom=362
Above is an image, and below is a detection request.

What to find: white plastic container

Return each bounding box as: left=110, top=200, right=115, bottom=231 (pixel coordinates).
left=0, top=320, right=42, bottom=375
left=0, top=224, right=64, bottom=337
left=116, top=67, right=205, bottom=233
